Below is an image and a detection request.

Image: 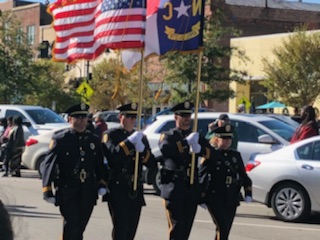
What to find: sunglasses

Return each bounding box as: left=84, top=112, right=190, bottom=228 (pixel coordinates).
left=72, top=115, right=88, bottom=119
left=124, top=114, right=137, bottom=119
left=178, top=113, right=191, bottom=118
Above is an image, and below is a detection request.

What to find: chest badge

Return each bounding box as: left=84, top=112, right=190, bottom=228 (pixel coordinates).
left=90, top=143, right=95, bottom=150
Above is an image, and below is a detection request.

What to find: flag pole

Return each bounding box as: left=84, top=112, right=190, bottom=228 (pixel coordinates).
left=133, top=49, right=144, bottom=192
left=190, top=50, right=203, bottom=185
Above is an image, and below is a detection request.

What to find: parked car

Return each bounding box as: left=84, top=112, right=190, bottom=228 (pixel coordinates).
left=246, top=135, right=320, bottom=222
left=143, top=112, right=296, bottom=195
left=21, top=126, right=70, bottom=174
left=0, top=105, right=69, bottom=140
left=99, top=110, right=121, bottom=129
left=262, top=114, right=299, bottom=129
left=145, top=107, right=212, bottom=126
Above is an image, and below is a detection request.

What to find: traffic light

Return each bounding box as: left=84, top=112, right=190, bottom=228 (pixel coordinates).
left=39, top=40, right=49, bottom=58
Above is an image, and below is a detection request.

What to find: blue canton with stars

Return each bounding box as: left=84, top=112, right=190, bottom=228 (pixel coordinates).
left=101, top=0, right=144, bottom=11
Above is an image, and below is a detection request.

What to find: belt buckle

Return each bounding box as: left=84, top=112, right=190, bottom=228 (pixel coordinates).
left=80, top=169, right=86, bottom=183
left=226, top=176, right=232, bottom=185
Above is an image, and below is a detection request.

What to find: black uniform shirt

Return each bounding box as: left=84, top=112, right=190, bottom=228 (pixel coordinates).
left=41, top=128, right=107, bottom=205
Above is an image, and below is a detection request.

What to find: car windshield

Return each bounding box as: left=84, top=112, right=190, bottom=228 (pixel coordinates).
left=26, top=109, right=66, bottom=124
left=259, top=120, right=295, bottom=142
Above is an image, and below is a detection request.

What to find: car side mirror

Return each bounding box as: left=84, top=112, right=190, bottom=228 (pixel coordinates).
left=258, top=134, right=276, bottom=144
left=22, top=121, right=31, bottom=127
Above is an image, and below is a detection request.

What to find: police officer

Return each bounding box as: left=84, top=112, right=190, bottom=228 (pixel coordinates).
left=199, top=124, right=252, bottom=240
left=159, top=101, right=210, bottom=240
left=41, top=103, right=108, bottom=240
left=102, top=103, right=156, bottom=240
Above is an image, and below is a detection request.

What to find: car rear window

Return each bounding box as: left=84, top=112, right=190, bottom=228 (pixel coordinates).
left=258, top=120, right=295, bottom=142
left=26, top=109, right=66, bottom=124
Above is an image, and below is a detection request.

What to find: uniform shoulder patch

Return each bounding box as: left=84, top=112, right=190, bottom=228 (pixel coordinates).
left=103, top=133, right=108, bottom=143
left=159, top=133, right=166, bottom=142
left=49, top=139, right=55, bottom=150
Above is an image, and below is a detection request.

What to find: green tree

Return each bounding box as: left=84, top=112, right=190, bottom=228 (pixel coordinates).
left=262, top=27, right=320, bottom=108
left=25, top=59, right=80, bottom=112
left=0, top=11, right=36, bottom=103
left=161, top=10, right=248, bottom=103
left=90, top=58, right=152, bottom=111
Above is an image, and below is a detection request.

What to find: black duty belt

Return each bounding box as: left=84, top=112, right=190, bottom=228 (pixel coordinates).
left=63, top=169, right=93, bottom=183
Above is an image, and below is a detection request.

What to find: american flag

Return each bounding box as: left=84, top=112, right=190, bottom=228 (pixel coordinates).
left=49, top=0, right=146, bottom=63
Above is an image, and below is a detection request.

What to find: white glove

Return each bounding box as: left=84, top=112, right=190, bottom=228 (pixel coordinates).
left=186, top=132, right=199, bottom=145
left=128, top=131, right=143, bottom=145
left=135, top=141, right=145, bottom=153
left=98, top=188, right=108, bottom=196
left=45, top=197, right=56, bottom=204
left=190, top=143, right=201, bottom=154
left=199, top=204, right=207, bottom=210
left=245, top=196, right=253, bottom=203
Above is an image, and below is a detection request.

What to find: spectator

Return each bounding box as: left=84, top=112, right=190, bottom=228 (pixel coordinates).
left=93, top=112, right=108, bottom=140
left=291, top=106, right=302, bottom=124
left=290, top=105, right=319, bottom=144
left=237, top=104, right=245, bottom=113
left=4, top=116, right=25, bottom=177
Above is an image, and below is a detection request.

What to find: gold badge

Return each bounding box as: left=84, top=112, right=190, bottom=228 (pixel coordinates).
left=131, top=103, right=137, bottom=110
left=184, top=101, right=190, bottom=109
left=225, top=125, right=231, bottom=132
left=90, top=143, right=95, bottom=150
left=102, top=134, right=108, bottom=143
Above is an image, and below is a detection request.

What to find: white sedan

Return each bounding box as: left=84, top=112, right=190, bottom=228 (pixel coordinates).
left=246, top=135, right=320, bottom=222
left=21, top=126, right=69, bottom=174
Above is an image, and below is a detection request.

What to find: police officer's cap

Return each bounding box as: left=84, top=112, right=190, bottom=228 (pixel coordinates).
left=117, top=103, right=138, bottom=116
left=213, top=124, right=233, bottom=139
left=65, top=103, right=89, bottom=117
left=171, top=101, right=194, bottom=115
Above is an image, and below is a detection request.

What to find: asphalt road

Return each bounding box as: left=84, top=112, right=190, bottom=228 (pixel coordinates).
left=1, top=170, right=320, bottom=240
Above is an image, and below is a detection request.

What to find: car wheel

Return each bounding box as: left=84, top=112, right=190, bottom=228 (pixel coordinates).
left=271, top=183, right=311, bottom=222
left=152, top=169, right=162, bottom=196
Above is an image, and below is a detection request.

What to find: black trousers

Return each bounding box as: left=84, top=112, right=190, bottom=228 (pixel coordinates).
left=108, top=200, right=142, bottom=240
left=164, top=198, right=198, bottom=240
left=59, top=199, right=95, bottom=240
left=206, top=196, right=237, bottom=240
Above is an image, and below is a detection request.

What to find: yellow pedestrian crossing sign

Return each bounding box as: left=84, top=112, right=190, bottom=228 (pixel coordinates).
left=76, top=81, right=94, bottom=103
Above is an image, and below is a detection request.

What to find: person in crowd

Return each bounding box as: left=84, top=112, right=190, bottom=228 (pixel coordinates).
left=205, top=114, right=238, bottom=150
left=159, top=101, right=211, bottom=240
left=0, top=117, right=8, bottom=165
left=86, top=113, right=95, bottom=133
left=3, top=116, right=25, bottom=177
left=93, top=112, right=108, bottom=141
left=102, top=102, right=156, bottom=240
left=0, top=200, right=14, bottom=240
left=0, top=117, right=13, bottom=173
left=290, top=105, right=319, bottom=144
left=0, top=117, right=13, bottom=145
left=291, top=106, right=302, bottom=123
left=41, top=103, right=108, bottom=240
left=199, top=124, right=252, bottom=240
left=237, top=104, right=245, bottom=113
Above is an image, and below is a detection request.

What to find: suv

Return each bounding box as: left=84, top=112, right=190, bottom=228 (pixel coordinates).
left=0, top=105, right=69, bottom=140
left=143, top=112, right=295, bottom=195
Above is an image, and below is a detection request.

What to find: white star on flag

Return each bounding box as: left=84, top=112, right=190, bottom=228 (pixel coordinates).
left=174, top=0, right=191, bottom=18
